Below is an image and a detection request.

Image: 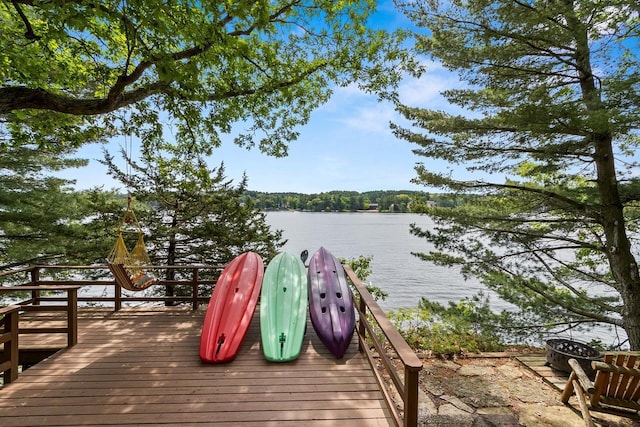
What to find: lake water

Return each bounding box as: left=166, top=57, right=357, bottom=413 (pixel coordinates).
left=265, top=211, right=627, bottom=348
left=265, top=211, right=488, bottom=312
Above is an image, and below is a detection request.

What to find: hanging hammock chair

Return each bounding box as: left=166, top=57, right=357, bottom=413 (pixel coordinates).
left=107, top=195, right=157, bottom=291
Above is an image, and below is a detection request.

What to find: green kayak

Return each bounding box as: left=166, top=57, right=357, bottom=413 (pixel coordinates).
left=260, top=252, right=308, bottom=362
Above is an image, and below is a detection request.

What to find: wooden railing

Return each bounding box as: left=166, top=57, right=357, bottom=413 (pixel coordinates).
left=0, top=305, right=20, bottom=385
left=0, top=285, right=80, bottom=348
left=1, top=264, right=224, bottom=311
left=344, top=265, right=423, bottom=427
left=0, top=264, right=224, bottom=383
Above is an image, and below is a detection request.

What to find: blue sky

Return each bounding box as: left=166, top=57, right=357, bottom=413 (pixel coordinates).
left=62, top=2, right=463, bottom=194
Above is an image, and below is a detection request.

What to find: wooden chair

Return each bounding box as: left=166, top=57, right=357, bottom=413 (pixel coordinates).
left=107, top=263, right=157, bottom=291
left=561, top=353, right=640, bottom=426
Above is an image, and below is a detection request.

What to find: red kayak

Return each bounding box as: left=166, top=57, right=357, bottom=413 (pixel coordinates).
left=200, top=252, right=264, bottom=363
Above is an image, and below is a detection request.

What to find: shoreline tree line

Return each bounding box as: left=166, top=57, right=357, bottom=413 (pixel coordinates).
left=243, top=190, right=462, bottom=212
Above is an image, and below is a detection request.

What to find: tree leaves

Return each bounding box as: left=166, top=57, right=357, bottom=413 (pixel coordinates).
left=101, top=132, right=284, bottom=270
left=2, top=0, right=408, bottom=156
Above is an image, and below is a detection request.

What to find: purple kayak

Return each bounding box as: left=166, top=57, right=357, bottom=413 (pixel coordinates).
left=307, top=247, right=356, bottom=358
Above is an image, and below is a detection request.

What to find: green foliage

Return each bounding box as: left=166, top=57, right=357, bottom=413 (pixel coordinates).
left=0, top=144, right=119, bottom=269
left=1, top=1, right=414, bottom=156
left=587, top=339, right=628, bottom=353
left=342, top=255, right=373, bottom=282
left=389, top=294, right=504, bottom=356
left=394, top=0, right=640, bottom=349
left=339, top=254, right=387, bottom=301
left=244, top=190, right=459, bottom=212
left=102, top=134, right=284, bottom=284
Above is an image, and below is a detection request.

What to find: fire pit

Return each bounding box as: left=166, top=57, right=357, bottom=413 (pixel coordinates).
left=545, top=338, right=601, bottom=378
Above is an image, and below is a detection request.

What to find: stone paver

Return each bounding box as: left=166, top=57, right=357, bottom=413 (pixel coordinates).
left=458, top=364, right=495, bottom=376
left=518, top=403, right=585, bottom=427
left=386, top=354, right=640, bottom=426
left=415, top=356, right=630, bottom=426
left=446, top=374, right=513, bottom=407
left=441, top=394, right=476, bottom=413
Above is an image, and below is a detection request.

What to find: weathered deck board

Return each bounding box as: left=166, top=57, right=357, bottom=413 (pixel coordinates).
left=0, top=307, right=394, bottom=426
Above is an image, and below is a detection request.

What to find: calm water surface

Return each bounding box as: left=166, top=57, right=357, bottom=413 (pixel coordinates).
left=265, top=211, right=488, bottom=312
left=266, top=211, right=626, bottom=347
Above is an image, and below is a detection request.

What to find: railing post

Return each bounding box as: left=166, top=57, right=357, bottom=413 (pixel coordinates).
left=114, top=281, right=122, bottom=312
left=192, top=268, right=199, bottom=310
left=30, top=267, right=40, bottom=305
left=0, top=306, right=20, bottom=385
left=67, top=288, right=78, bottom=347
left=404, top=365, right=420, bottom=427
left=358, top=295, right=367, bottom=352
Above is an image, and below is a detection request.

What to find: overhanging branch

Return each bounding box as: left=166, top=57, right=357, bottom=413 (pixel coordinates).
left=0, top=82, right=169, bottom=115
left=11, top=0, right=40, bottom=41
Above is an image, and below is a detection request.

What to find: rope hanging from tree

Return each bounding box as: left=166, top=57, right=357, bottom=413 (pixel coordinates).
left=107, top=195, right=156, bottom=291
left=106, top=118, right=156, bottom=291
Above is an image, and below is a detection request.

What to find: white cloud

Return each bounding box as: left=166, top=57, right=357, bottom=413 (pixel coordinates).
left=338, top=104, right=396, bottom=134
left=398, top=62, right=462, bottom=108
left=320, top=83, right=372, bottom=112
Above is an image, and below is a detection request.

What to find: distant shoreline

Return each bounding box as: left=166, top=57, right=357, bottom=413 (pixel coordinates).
left=261, top=209, right=407, bottom=213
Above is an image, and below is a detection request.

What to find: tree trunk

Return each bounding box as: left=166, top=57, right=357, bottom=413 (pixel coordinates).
left=569, top=8, right=640, bottom=349
left=595, top=134, right=640, bottom=350
left=165, top=213, right=178, bottom=306
left=621, top=290, right=640, bottom=350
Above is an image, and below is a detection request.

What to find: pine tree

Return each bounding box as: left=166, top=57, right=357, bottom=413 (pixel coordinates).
left=102, top=135, right=284, bottom=282
left=0, top=144, right=117, bottom=269
left=394, top=0, right=640, bottom=348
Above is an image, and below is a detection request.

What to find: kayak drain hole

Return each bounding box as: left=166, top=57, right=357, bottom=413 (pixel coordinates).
left=321, top=307, right=326, bottom=313
left=336, top=292, right=342, bottom=298
left=320, top=292, right=326, bottom=298
left=340, top=306, right=345, bottom=312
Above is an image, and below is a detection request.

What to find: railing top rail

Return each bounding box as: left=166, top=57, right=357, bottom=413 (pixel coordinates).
left=0, top=285, right=82, bottom=292
left=0, top=266, right=35, bottom=278
left=32, top=264, right=226, bottom=270
left=0, top=305, right=20, bottom=316
left=343, top=264, right=422, bottom=371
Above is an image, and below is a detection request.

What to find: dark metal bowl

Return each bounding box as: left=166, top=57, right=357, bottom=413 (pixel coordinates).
left=545, top=338, right=601, bottom=378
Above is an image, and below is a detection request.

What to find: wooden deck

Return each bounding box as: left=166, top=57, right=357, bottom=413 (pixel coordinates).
left=0, top=307, right=394, bottom=426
